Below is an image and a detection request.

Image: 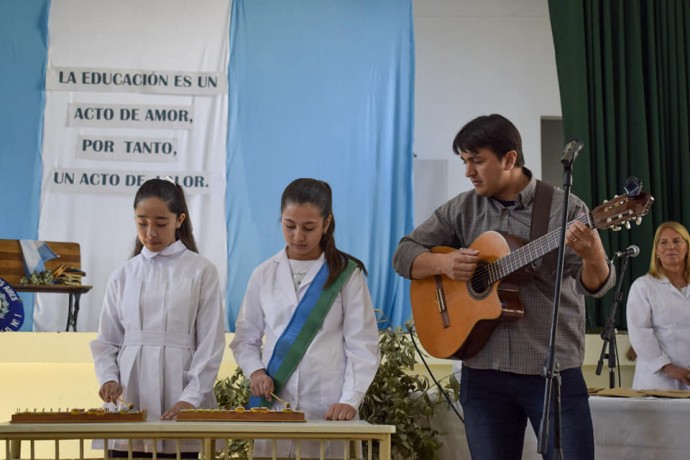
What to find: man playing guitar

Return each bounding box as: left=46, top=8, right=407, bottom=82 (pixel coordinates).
left=393, top=114, right=615, bottom=460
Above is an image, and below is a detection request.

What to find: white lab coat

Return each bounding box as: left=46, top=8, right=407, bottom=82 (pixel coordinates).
left=231, top=249, right=380, bottom=459
left=626, top=274, right=690, bottom=390
left=90, top=240, right=226, bottom=453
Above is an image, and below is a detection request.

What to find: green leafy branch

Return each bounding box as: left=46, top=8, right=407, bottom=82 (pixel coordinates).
left=20, top=270, right=54, bottom=286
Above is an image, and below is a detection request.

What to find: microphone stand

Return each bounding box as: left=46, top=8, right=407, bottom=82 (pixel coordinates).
left=595, top=254, right=631, bottom=388
left=538, top=142, right=580, bottom=459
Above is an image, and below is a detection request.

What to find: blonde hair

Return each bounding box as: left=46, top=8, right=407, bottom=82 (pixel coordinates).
left=648, top=221, right=690, bottom=282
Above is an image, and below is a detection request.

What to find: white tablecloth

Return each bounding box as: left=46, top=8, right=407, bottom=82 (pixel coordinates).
left=590, top=395, right=689, bottom=460
left=431, top=395, right=690, bottom=460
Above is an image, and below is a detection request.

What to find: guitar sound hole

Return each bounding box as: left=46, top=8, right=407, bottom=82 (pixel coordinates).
left=469, top=264, right=491, bottom=298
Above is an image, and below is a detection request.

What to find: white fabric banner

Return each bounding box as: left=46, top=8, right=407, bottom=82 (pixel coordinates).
left=36, top=0, right=230, bottom=331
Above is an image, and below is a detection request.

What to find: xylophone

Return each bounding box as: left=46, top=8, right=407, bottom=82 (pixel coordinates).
left=11, top=408, right=147, bottom=423
left=176, top=407, right=306, bottom=422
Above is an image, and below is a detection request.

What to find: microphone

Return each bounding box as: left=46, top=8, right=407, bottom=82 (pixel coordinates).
left=560, top=139, right=584, bottom=165
left=613, top=245, right=640, bottom=259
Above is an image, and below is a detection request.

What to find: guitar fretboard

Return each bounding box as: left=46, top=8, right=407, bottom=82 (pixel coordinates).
left=484, top=213, right=591, bottom=285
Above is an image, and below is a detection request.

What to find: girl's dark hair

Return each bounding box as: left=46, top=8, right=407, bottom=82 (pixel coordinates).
left=281, top=178, right=367, bottom=287
left=452, top=113, right=525, bottom=167
left=131, top=178, right=198, bottom=257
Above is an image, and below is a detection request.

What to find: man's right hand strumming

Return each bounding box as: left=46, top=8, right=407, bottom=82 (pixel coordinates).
left=411, top=248, right=479, bottom=281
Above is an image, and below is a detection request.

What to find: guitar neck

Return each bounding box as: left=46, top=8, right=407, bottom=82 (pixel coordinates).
left=489, top=213, right=591, bottom=283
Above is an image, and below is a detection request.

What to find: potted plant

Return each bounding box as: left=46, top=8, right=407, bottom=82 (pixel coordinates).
left=359, top=322, right=459, bottom=459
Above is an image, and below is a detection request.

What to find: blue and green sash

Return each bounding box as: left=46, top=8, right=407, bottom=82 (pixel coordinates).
left=250, top=259, right=357, bottom=408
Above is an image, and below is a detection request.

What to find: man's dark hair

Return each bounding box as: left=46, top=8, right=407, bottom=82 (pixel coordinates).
left=452, top=114, right=525, bottom=167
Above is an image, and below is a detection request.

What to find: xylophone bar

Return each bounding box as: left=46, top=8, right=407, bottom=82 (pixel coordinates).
left=11, top=409, right=147, bottom=424
left=176, top=409, right=306, bottom=422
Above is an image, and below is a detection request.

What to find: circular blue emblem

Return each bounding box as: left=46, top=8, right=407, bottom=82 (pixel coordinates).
left=0, top=277, right=24, bottom=331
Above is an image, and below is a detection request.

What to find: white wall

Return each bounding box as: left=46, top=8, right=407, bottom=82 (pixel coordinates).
left=413, top=0, right=561, bottom=219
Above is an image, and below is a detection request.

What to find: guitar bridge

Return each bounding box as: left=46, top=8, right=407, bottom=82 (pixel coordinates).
left=434, top=275, right=451, bottom=328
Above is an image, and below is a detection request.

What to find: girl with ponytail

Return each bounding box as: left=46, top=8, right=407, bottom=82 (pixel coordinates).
left=231, top=178, right=380, bottom=459
left=91, top=178, right=225, bottom=458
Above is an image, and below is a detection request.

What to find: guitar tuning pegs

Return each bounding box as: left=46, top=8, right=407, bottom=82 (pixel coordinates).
left=625, top=221, right=631, bottom=229
left=612, top=226, right=622, bottom=232
left=636, top=217, right=643, bottom=225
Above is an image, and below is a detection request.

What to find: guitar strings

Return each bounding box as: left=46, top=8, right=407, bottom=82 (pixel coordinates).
left=467, top=214, right=593, bottom=287
left=469, top=216, right=586, bottom=285
left=469, top=201, right=634, bottom=286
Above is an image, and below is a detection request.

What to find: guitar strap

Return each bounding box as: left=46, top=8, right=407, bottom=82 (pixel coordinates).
left=530, top=180, right=554, bottom=261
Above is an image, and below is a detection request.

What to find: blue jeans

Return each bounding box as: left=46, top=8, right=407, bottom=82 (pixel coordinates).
left=459, top=366, right=594, bottom=460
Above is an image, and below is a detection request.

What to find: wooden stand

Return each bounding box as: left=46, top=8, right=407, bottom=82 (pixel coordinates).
left=0, top=420, right=395, bottom=460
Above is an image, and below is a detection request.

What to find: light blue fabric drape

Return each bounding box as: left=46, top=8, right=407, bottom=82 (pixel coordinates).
left=0, top=1, right=415, bottom=331
left=226, top=0, right=414, bottom=330
left=0, top=0, right=49, bottom=239
left=0, top=0, right=51, bottom=330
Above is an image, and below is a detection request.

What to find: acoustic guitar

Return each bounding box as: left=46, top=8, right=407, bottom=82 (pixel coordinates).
left=410, top=191, right=654, bottom=360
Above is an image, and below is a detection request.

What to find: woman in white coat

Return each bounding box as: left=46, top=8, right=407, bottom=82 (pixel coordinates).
left=90, top=178, right=226, bottom=458
left=231, top=178, right=380, bottom=459
left=627, top=221, right=690, bottom=390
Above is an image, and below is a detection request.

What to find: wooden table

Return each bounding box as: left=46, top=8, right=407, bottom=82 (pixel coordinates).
left=0, top=420, right=395, bottom=460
